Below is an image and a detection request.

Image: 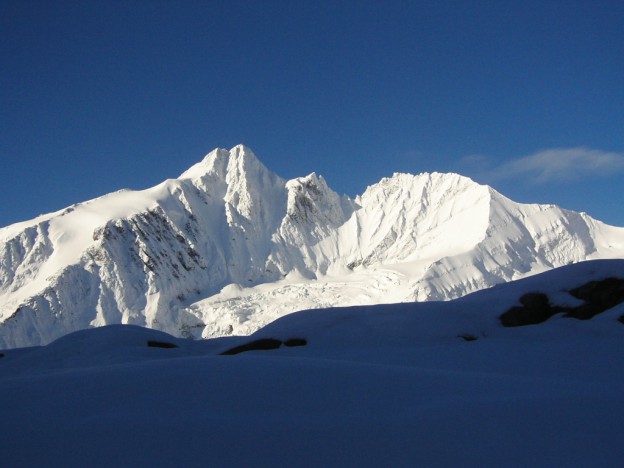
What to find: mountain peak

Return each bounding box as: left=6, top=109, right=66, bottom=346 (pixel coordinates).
left=178, top=144, right=264, bottom=182
left=2, top=144, right=624, bottom=349
left=178, top=147, right=229, bottom=180
left=229, top=143, right=255, bottom=158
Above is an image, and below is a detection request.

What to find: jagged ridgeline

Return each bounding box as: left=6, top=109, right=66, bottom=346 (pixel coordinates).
left=1, top=145, right=624, bottom=348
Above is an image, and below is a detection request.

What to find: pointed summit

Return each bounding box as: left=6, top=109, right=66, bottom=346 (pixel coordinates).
left=284, top=172, right=353, bottom=229
left=223, top=144, right=273, bottom=185
left=178, top=144, right=264, bottom=181
left=178, top=147, right=230, bottom=180
left=229, top=143, right=257, bottom=159
left=1, top=144, right=623, bottom=348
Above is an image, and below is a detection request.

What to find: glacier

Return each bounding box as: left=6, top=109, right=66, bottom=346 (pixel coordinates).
left=1, top=144, right=623, bottom=348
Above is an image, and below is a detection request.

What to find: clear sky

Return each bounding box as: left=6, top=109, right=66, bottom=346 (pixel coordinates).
left=2, top=0, right=623, bottom=228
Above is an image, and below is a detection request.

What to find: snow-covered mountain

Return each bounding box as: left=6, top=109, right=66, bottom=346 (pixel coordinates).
left=1, top=144, right=624, bottom=348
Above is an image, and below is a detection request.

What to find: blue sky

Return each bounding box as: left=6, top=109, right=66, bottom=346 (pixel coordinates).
left=2, top=0, right=623, bottom=227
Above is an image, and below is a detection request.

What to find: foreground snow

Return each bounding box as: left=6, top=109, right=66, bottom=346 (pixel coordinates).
left=1, top=260, right=623, bottom=466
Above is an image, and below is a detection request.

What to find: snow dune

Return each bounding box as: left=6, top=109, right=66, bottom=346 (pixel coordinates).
left=1, top=260, right=623, bottom=466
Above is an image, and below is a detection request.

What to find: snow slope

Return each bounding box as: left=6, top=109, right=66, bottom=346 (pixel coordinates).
left=1, top=144, right=624, bottom=348
left=1, top=260, right=623, bottom=466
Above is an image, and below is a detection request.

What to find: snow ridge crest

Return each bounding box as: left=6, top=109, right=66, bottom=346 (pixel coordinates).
left=1, top=145, right=623, bottom=348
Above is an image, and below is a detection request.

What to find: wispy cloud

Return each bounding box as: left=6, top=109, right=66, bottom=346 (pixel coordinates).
left=468, top=147, right=624, bottom=184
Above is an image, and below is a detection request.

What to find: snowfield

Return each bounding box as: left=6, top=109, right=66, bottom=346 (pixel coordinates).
left=1, top=260, right=624, bottom=466
left=1, top=145, right=624, bottom=348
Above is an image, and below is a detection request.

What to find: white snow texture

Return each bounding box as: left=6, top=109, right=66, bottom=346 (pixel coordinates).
left=1, top=144, right=623, bottom=348
left=1, top=259, right=624, bottom=466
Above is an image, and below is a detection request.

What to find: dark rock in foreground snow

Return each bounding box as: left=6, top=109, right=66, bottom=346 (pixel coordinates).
left=500, top=277, right=624, bottom=327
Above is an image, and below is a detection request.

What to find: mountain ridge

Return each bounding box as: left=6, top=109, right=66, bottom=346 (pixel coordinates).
left=1, top=144, right=623, bottom=348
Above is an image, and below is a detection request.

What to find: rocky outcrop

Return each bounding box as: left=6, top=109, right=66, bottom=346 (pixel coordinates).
left=500, top=277, right=624, bottom=326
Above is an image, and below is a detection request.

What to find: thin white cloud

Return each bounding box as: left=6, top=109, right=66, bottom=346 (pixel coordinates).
left=490, top=147, right=624, bottom=183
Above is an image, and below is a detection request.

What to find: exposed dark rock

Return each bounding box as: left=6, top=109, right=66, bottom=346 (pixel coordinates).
left=500, top=293, right=565, bottom=327
left=284, top=338, right=307, bottom=347
left=566, top=278, right=624, bottom=320
left=457, top=334, right=478, bottom=342
left=0, top=353, right=4, bottom=358
left=619, top=315, right=624, bottom=325
left=220, top=338, right=283, bottom=355
left=500, top=277, right=624, bottom=327
left=147, top=340, right=179, bottom=349
left=221, top=337, right=308, bottom=355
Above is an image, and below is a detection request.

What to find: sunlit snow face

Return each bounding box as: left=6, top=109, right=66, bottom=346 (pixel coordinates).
left=1, top=145, right=623, bottom=350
